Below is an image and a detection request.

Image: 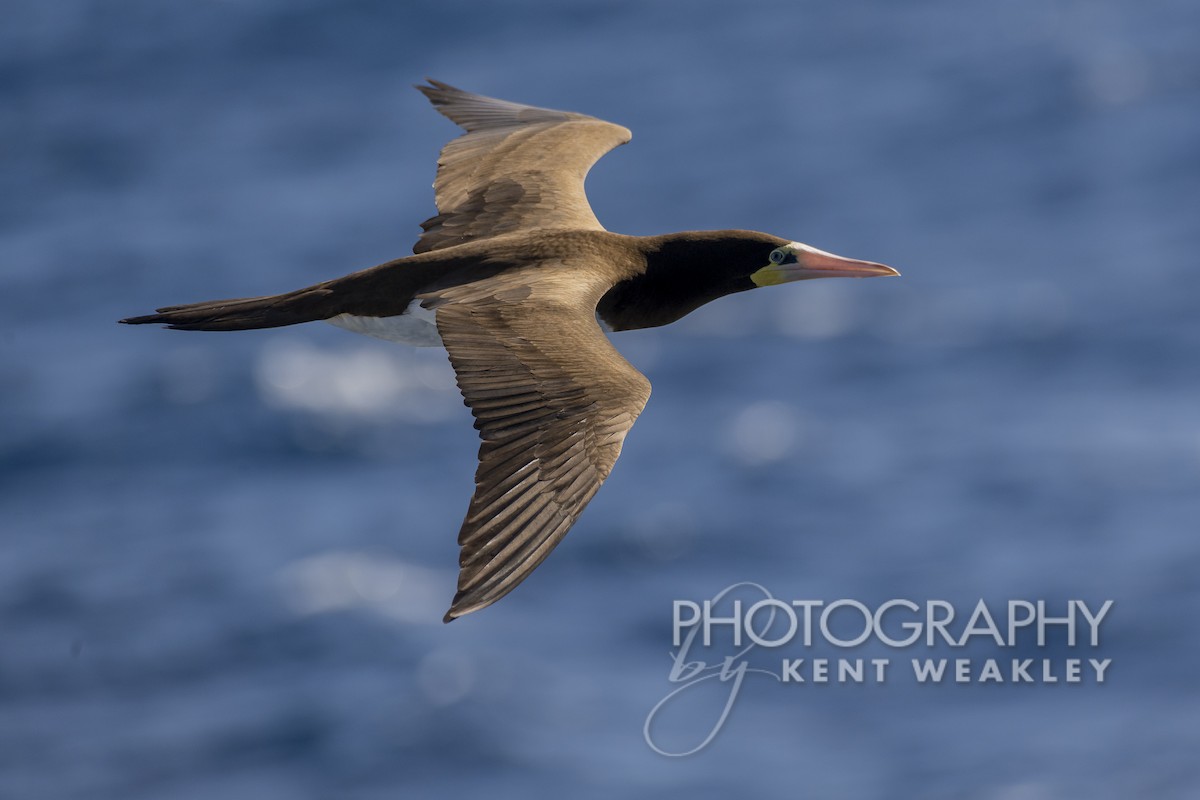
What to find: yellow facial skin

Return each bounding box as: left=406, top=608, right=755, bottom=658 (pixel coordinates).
left=750, top=245, right=795, bottom=287
left=750, top=263, right=788, bottom=287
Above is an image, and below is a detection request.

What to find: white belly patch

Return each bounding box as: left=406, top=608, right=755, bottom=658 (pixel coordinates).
left=325, top=300, right=443, bottom=347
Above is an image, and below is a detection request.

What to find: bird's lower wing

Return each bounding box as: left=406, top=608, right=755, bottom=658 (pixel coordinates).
left=423, top=268, right=651, bottom=621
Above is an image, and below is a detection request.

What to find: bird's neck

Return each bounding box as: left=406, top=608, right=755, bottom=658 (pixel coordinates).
left=596, top=231, right=759, bottom=332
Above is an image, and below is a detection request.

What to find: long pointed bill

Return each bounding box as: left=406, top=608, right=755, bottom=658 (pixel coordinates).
left=751, top=242, right=900, bottom=287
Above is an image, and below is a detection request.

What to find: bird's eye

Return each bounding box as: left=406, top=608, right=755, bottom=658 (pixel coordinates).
left=769, top=249, right=786, bottom=264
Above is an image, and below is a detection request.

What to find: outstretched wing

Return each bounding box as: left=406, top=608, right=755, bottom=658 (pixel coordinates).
left=413, top=79, right=632, bottom=254
left=422, top=264, right=651, bottom=621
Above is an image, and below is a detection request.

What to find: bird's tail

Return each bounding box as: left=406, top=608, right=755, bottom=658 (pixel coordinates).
left=119, top=285, right=338, bottom=331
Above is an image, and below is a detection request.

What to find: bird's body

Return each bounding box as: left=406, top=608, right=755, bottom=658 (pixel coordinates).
left=122, top=80, right=897, bottom=621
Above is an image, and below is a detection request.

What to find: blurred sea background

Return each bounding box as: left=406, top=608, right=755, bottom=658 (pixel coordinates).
left=3, top=0, right=1199, bottom=797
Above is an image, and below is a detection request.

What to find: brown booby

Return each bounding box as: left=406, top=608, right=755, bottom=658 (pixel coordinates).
left=121, top=80, right=898, bottom=622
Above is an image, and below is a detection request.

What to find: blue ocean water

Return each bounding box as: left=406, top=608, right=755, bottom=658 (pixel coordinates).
left=2, top=0, right=1199, bottom=797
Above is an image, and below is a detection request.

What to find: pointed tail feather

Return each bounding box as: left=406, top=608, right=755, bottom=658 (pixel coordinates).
left=119, top=287, right=338, bottom=331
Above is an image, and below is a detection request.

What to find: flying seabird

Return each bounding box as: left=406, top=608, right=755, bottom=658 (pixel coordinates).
left=122, top=80, right=899, bottom=621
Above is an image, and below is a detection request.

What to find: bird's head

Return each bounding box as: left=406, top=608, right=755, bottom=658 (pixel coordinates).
left=748, top=239, right=900, bottom=287
left=601, top=231, right=899, bottom=331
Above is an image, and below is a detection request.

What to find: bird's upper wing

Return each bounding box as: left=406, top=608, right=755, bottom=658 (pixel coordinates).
left=413, top=79, right=632, bottom=254
left=420, top=263, right=651, bottom=621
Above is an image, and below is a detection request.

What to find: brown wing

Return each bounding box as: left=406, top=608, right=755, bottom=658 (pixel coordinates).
left=413, top=80, right=632, bottom=254
left=422, top=265, right=651, bottom=621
